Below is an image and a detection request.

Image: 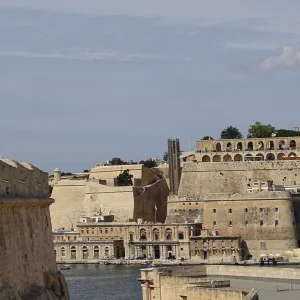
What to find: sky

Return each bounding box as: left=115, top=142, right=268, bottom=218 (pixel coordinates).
left=0, top=1, right=300, bottom=173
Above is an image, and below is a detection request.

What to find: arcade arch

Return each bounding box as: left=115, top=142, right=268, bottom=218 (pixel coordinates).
left=277, top=153, right=285, bottom=160
left=279, top=140, right=285, bottom=150
left=266, top=153, right=275, bottom=161
left=223, top=154, right=232, bottom=162
left=234, top=154, right=243, bottom=161
left=256, top=153, right=264, bottom=161
left=290, top=140, right=296, bottom=149
left=216, top=143, right=222, bottom=151
left=202, top=155, right=211, bottom=162
left=288, top=152, right=297, bottom=157
left=236, top=142, right=243, bottom=151
left=213, top=155, right=221, bottom=162
left=247, top=142, right=253, bottom=151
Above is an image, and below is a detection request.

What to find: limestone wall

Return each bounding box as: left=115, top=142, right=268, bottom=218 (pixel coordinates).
left=0, top=158, right=48, bottom=198
left=179, top=161, right=300, bottom=197
left=0, top=198, right=69, bottom=300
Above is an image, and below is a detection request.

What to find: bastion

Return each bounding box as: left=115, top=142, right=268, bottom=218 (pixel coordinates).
left=0, top=157, right=69, bottom=300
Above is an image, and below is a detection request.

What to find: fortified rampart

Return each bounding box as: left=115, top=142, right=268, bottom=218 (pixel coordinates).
left=0, top=158, right=69, bottom=300
left=50, top=164, right=169, bottom=229
left=167, top=160, right=300, bottom=258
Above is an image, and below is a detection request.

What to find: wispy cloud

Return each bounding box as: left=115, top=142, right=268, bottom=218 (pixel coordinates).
left=0, top=48, right=163, bottom=62
left=259, top=46, right=300, bottom=71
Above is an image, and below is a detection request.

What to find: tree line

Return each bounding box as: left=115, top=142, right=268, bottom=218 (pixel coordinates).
left=202, top=122, right=300, bottom=140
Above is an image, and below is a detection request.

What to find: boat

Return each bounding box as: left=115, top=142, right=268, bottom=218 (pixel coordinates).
left=60, top=264, right=71, bottom=270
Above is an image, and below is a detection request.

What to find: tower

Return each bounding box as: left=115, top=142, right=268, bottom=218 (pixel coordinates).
left=168, top=139, right=181, bottom=195
left=53, top=168, right=62, bottom=181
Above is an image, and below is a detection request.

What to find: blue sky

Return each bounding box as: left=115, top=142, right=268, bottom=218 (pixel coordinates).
left=0, top=1, right=300, bottom=172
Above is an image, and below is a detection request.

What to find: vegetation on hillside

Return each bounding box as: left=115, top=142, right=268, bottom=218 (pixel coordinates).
left=117, top=169, right=133, bottom=186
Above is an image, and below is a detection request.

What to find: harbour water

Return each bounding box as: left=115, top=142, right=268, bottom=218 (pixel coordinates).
left=61, top=264, right=142, bottom=300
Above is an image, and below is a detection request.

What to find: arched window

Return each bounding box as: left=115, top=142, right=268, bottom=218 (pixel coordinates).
left=245, top=154, right=253, bottom=161
left=61, top=247, right=66, bottom=257
left=216, top=143, right=221, bottom=151
left=256, top=153, right=264, bottom=161
left=279, top=140, right=285, bottom=150
left=82, top=246, right=88, bottom=259
left=213, top=155, right=221, bottom=162
left=92, top=218, right=96, bottom=222
left=71, top=246, right=76, bottom=259
left=223, top=154, right=232, bottom=162
left=258, top=141, right=264, bottom=150
left=153, top=229, right=159, bottom=241
left=290, top=140, right=296, bottom=149
left=202, top=155, right=211, bottom=162
left=140, top=229, right=147, bottom=240
left=94, top=246, right=99, bottom=258
left=178, top=232, right=184, bottom=240
left=236, top=142, right=243, bottom=151
left=105, top=247, right=109, bottom=257
left=226, top=142, right=232, bottom=150
left=129, top=232, right=134, bottom=241
left=268, top=141, right=274, bottom=150
left=166, top=229, right=172, bottom=240
left=247, top=142, right=253, bottom=151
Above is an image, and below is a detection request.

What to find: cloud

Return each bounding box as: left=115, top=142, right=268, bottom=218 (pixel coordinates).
left=259, top=46, right=300, bottom=71
left=0, top=48, right=163, bottom=62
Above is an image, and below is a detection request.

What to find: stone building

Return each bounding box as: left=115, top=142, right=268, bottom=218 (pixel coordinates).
left=194, top=136, right=300, bottom=162
left=0, top=157, right=69, bottom=300
left=167, top=158, right=300, bottom=259
left=50, top=164, right=169, bottom=229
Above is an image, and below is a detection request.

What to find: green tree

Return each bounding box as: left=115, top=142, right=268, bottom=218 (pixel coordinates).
left=220, top=126, right=243, bottom=139
left=117, top=169, right=133, bottom=186
left=275, top=129, right=300, bottom=137
left=83, top=169, right=90, bottom=173
left=109, top=157, right=127, bottom=165
left=247, top=122, right=275, bottom=138
left=140, top=159, right=156, bottom=168
left=202, top=136, right=214, bottom=140
left=163, top=152, right=168, bottom=162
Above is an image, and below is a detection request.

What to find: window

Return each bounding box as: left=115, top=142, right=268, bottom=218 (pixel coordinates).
left=119, top=227, right=122, bottom=232
left=228, top=221, right=232, bottom=227
left=259, top=208, right=263, bottom=212
left=61, top=247, right=66, bottom=257
left=212, top=209, right=216, bottom=213
left=111, top=228, right=113, bottom=233
left=194, top=240, right=198, bottom=248
left=275, top=220, right=279, bottom=226
left=228, top=208, right=232, bottom=213
left=221, top=240, right=225, bottom=248
left=245, top=208, right=248, bottom=212
left=105, top=228, right=108, bottom=234
left=245, top=221, right=248, bottom=226
left=153, top=229, right=159, bottom=241
left=178, top=232, right=184, bottom=240
left=189, top=203, right=191, bottom=205
left=81, top=230, right=84, bottom=234
left=260, top=242, right=267, bottom=250
left=203, top=240, right=207, bottom=248
left=166, top=229, right=172, bottom=240
left=129, top=232, right=134, bottom=241
left=180, top=248, right=183, bottom=251
left=275, top=207, right=278, bottom=212
left=213, top=221, right=216, bottom=227
left=86, top=229, right=89, bottom=234
left=140, top=229, right=147, bottom=240
left=183, top=203, right=185, bottom=205
left=212, top=241, right=216, bottom=248
left=92, top=230, right=94, bottom=235
left=260, top=220, right=263, bottom=226
left=100, top=229, right=102, bottom=234
left=230, top=240, right=234, bottom=248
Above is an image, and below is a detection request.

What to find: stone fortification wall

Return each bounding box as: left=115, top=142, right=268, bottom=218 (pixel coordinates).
left=50, top=166, right=169, bottom=229
left=89, top=164, right=161, bottom=186
left=133, top=179, right=169, bottom=223
left=0, top=158, right=48, bottom=198
left=50, top=180, right=87, bottom=229
left=0, top=158, right=69, bottom=300
left=179, top=161, right=300, bottom=197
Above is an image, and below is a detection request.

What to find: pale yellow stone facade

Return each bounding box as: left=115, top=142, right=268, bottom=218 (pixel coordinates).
left=0, top=157, right=69, bottom=300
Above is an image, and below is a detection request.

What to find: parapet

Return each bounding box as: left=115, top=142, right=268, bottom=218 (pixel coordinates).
left=0, top=157, right=49, bottom=198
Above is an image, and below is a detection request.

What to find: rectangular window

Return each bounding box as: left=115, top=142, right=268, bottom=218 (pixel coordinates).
left=111, top=228, right=113, bottom=233
left=245, top=221, right=248, bottom=226
left=260, top=242, right=267, bottom=250
left=260, top=220, right=263, bottom=226
left=212, top=209, right=216, bottom=213
left=100, top=229, right=102, bottom=234
left=275, top=207, right=278, bottom=212
left=260, top=208, right=263, bottom=212
left=86, top=229, right=89, bottom=234
left=228, top=208, right=232, bottom=213
left=194, top=240, right=198, bottom=248
left=105, top=228, right=108, bottom=234
left=221, top=240, right=225, bottom=248
left=228, top=221, right=232, bottom=227
left=81, top=230, right=84, bottom=234
left=245, top=208, right=248, bottom=212
left=212, top=241, right=216, bottom=248
left=275, top=220, right=279, bottom=226
left=213, top=221, right=216, bottom=227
